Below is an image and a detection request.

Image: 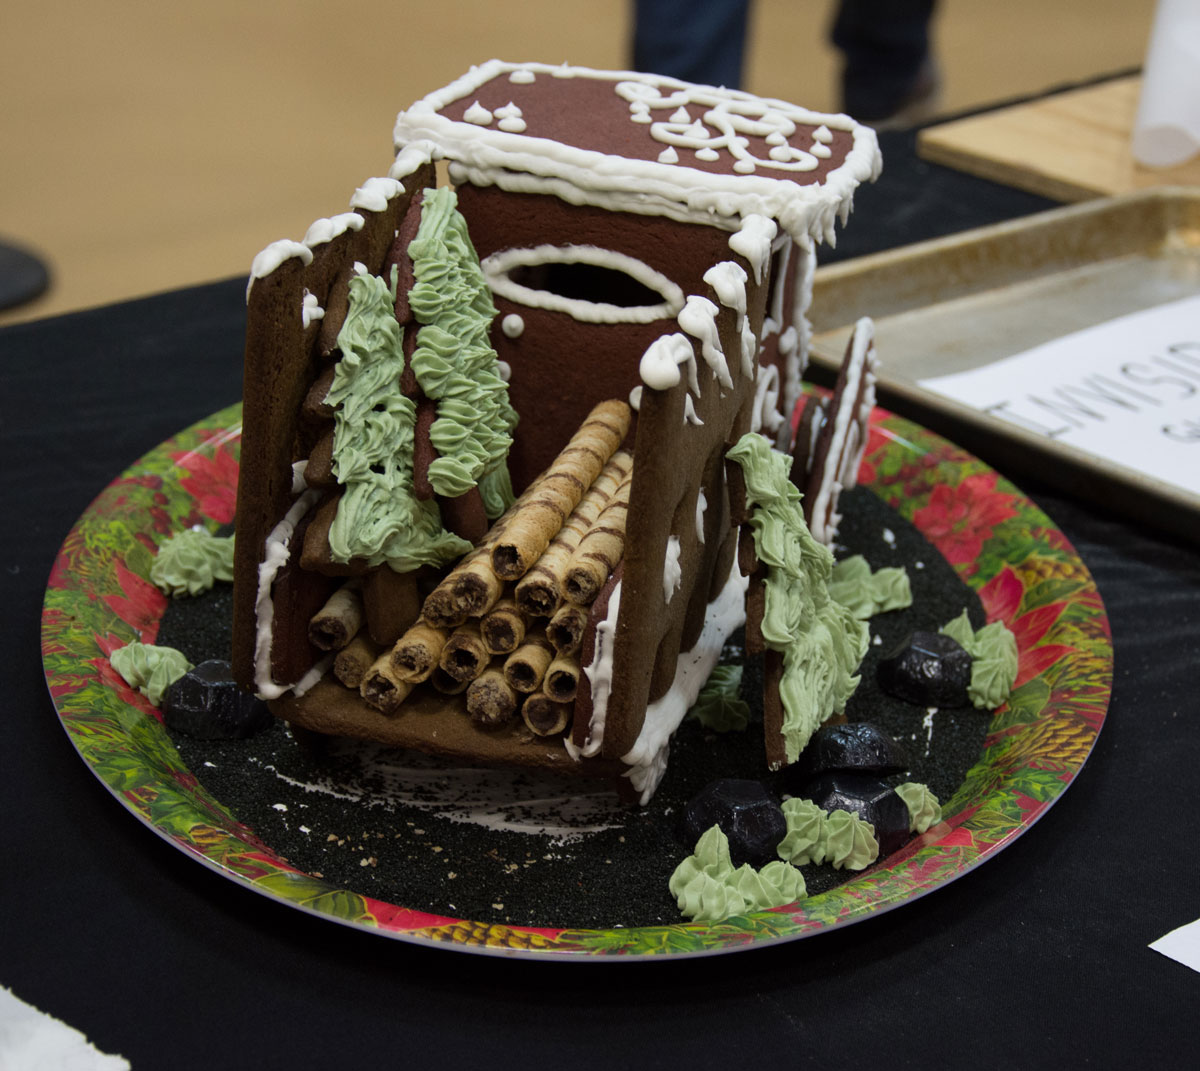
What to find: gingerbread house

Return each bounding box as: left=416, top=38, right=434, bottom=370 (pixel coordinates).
left=232, top=61, right=880, bottom=802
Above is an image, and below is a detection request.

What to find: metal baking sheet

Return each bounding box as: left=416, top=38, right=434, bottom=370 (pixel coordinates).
left=808, top=187, right=1200, bottom=540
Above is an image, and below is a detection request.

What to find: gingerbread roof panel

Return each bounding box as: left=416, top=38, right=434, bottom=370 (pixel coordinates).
left=391, top=61, right=882, bottom=243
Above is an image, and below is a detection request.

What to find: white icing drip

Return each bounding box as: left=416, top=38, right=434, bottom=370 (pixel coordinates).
left=695, top=488, right=707, bottom=543
left=751, top=361, right=784, bottom=436
left=464, top=101, right=493, bottom=125
left=639, top=332, right=698, bottom=394
left=253, top=489, right=322, bottom=699
left=481, top=244, right=685, bottom=324
left=393, top=61, right=881, bottom=245
left=677, top=295, right=732, bottom=391
left=303, top=212, right=365, bottom=248
left=657, top=146, right=679, bottom=164
left=728, top=214, right=777, bottom=283
left=291, top=460, right=310, bottom=494
left=247, top=240, right=312, bottom=302
left=509, top=68, right=536, bottom=84
left=500, top=312, right=525, bottom=338
left=683, top=394, right=703, bottom=426
left=301, top=291, right=325, bottom=329
left=566, top=581, right=622, bottom=760
left=352, top=261, right=369, bottom=276
left=622, top=564, right=748, bottom=803
left=809, top=316, right=877, bottom=544
left=349, top=177, right=403, bottom=214
left=293, top=655, right=334, bottom=698
left=663, top=535, right=683, bottom=604
left=629, top=384, right=643, bottom=411
left=703, top=261, right=755, bottom=379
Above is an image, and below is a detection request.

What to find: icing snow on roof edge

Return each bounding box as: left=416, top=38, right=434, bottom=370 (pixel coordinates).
left=390, top=60, right=882, bottom=245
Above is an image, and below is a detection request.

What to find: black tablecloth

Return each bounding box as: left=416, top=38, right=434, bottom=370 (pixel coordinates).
left=5, top=132, right=1199, bottom=1069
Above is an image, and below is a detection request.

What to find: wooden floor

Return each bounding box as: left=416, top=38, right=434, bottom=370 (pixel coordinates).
left=0, top=0, right=1158, bottom=326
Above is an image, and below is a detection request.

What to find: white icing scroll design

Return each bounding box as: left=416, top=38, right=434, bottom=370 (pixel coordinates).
left=615, top=80, right=824, bottom=175
left=481, top=245, right=685, bottom=325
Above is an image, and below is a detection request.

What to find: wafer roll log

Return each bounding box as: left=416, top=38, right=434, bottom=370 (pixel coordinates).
left=333, top=631, right=381, bottom=689
left=543, top=654, right=581, bottom=703
left=466, top=668, right=519, bottom=727
left=513, top=450, right=633, bottom=618
left=547, top=603, right=589, bottom=656
left=390, top=618, right=448, bottom=682
left=563, top=472, right=632, bottom=605
left=438, top=620, right=489, bottom=683
left=521, top=693, right=572, bottom=737
left=491, top=400, right=631, bottom=581
left=479, top=597, right=526, bottom=655
left=503, top=636, right=555, bottom=693
left=308, top=585, right=364, bottom=651
left=360, top=651, right=414, bottom=715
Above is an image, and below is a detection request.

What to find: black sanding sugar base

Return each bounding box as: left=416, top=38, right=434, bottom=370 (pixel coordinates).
left=158, top=486, right=989, bottom=930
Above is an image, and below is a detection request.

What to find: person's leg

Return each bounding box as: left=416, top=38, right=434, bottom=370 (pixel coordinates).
left=831, top=0, right=939, bottom=123
left=632, top=0, right=753, bottom=89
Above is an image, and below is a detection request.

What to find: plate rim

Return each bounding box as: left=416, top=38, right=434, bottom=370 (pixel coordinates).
left=40, top=401, right=1113, bottom=960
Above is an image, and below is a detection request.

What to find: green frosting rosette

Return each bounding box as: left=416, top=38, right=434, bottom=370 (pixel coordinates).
left=895, top=782, right=943, bottom=834
left=828, top=554, right=912, bottom=619
left=687, top=664, right=751, bottom=732
left=669, top=825, right=806, bottom=922
left=109, top=642, right=193, bottom=706
left=726, top=433, right=869, bottom=763
left=407, top=186, right=517, bottom=519
left=149, top=527, right=234, bottom=596
left=941, top=610, right=1019, bottom=709
left=777, top=797, right=829, bottom=865
left=823, top=809, right=880, bottom=870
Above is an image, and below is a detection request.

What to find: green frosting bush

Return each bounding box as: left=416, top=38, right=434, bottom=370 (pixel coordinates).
left=669, top=825, right=807, bottom=922
left=149, top=527, right=234, bottom=597
left=828, top=554, right=912, bottom=619
left=895, top=782, right=943, bottom=833
left=726, top=433, right=869, bottom=763
left=687, top=664, right=751, bottom=732
left=941, top=609, right=1019, bottom=709
left=109, top=642, right=193, bottom=706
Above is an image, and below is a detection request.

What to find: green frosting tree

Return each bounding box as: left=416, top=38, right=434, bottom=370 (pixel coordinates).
left=407, top=186, right=518, bottom=519
left=726, top=432, right=869, bottom=764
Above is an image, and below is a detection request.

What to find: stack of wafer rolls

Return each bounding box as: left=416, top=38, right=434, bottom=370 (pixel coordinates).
left=334, top=398, right=635, bottom=732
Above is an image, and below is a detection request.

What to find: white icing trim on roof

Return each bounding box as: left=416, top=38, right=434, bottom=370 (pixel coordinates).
left=303, top=212, right=365, bottom=248
left=393, top=60, right=881, bottom=244
left=246, top=240, right=313, bottom=302
left=349, top=176, right=404, bottom=213
left=481, top=244, right=685, bottom=324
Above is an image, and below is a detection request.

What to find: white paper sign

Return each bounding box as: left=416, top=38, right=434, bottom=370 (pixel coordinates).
left=920, top=295, right=1200, bottom=496
left=1150, top=917, right=1200, bottom=974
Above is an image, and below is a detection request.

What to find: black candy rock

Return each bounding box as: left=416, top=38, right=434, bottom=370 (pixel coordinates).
left=679, top=779, right=787, bottom=867
left=163, top=660, right=274, bottom=740
left=877, top=630, right=972, bottom=708
left=800, top=772, right=912, bottom=857
left=789, top=722, right=910, bottom=785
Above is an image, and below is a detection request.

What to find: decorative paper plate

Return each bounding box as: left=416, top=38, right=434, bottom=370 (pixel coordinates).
left=41, top=402, right=1112, bottom=959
